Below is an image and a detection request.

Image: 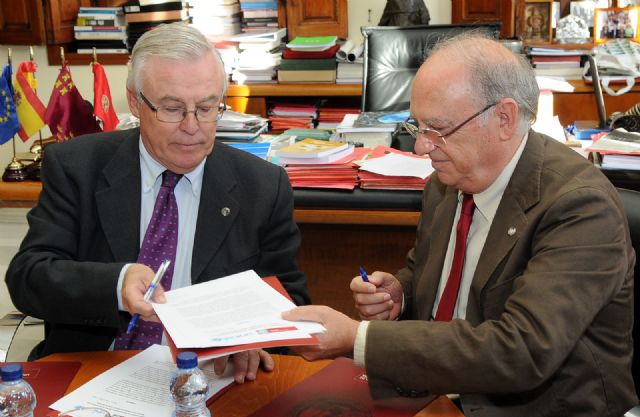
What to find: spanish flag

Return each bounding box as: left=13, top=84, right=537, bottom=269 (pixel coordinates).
left=14, top=61, right=45, bottom=142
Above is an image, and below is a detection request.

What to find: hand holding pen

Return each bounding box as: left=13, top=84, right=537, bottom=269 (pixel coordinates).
left=126, top=259, right=171, bottom=333
left=353, top=266, right=402, bottom=321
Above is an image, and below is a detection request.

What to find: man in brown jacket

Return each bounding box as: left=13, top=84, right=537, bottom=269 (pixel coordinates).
left=284, top=34, right=637, bottom=416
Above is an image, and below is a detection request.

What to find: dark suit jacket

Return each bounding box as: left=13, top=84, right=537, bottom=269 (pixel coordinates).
left=6, top=128, right=309, bottom=358
left=364, top=131, right=637, bottom=416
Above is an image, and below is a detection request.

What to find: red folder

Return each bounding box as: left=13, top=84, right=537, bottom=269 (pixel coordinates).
left=0, top=361, right=81, bottom=417
left=247, top=357, right=436, bottom=416
left=165, top=276, right=319, bottom=362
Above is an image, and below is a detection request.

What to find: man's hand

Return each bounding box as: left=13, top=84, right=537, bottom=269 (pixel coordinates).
left=213, top=349, right=274, bottom=383
left=351, top=271, right=403, bottom=321
left=122, top=263, right=167, bottom=322
left=282, top=305, right=359, bottom=361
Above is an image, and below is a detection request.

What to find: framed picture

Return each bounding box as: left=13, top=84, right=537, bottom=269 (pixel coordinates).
left=594, top=7, right=640, bottom=43
left=522, top=1, right=553, bottom=44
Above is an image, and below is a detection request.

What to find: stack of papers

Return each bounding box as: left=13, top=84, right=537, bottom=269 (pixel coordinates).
left=283, top=147, right=370, bottom=190
left=216, top=110, right=269, bottom=141
left=587, top=128, right=640, bottom=170
left=357, top=146, right=434, bottom=190
left=152, top=271, right=325, bottom=361
left=50, top=345, right=234, bottom=417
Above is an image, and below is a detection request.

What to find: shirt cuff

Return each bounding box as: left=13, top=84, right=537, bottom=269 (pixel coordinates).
left=354, top=320, right=370, bottom=368
left=117, top=263, right=133, bottom=311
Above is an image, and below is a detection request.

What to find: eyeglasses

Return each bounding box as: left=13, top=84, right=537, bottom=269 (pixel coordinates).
left=138, top=91, right=226, bottom=123
left=402, top=102, right=498, bottom=148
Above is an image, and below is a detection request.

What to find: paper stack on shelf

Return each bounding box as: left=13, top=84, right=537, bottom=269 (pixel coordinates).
left=239, top=0, right=279, bottom=32
left=280, top=145, right=369, bottom=190
left=74, top=6, right=128, bottom=53
left=335, top=112, right=405, bottom=148
left=268, top=102, right=317, bottom=130
left=278, top=36, right=339, bottom=83
left=357, top=146, right=433, bottom=190
left=336, top=39, right=364, bottom=84
left=190, top=0, right=241, bottom=39
left=586, top=128, right=640, bottom=170
left=215, top=110, right=269, bottom=141
left=123, top=1, right=191, bottom=51
left=231, top=28, right=286, bottom=84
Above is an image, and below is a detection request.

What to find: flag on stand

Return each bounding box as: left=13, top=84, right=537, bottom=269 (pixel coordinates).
left=0, top=64, right=20, bottom=145
left=45, top=64, right=100, bottom=141
left=92, top=62, right=119, bottom=132
left=14, top=61, right=46, bottom=142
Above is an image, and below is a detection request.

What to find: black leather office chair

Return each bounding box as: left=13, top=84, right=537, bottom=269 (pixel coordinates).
left=360, top=23, right=501, bottom=112
left=617, top=187, right=640, bottom=397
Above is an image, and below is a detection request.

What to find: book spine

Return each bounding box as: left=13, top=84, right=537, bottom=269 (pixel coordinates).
left=76, top=17, right=117, bottom=26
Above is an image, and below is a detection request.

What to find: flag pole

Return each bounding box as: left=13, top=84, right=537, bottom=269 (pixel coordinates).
left=25, top=45, right=46, bottom=180
left=2, top=47, right=27, bottom=182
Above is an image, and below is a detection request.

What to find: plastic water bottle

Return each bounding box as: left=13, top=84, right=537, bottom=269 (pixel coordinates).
left=170, top=352, right=210, bottom=417
left=0, top=364, right=37, bottom=417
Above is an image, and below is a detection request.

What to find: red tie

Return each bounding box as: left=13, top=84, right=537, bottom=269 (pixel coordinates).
left=435, top=193, right=475, bottom=321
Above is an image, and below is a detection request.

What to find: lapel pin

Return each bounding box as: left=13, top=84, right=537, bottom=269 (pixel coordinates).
left=507, top=227, right=516, bottom=236
left=221, top=207, right=231, bottom=217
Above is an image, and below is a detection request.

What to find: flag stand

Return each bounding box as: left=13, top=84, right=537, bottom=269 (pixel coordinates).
left=2, top=48, right=27, bottom=182
left=25, top=46, right=44, bottom=181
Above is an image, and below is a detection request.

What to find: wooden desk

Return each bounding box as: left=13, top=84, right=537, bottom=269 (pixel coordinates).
left=39, top=351, right=463, bottom=417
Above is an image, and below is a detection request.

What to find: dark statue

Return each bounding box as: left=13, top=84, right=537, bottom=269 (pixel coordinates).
left=378, top=0, right=430, bottom=26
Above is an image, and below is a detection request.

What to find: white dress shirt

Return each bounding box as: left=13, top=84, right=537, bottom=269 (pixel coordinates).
left=354, top=134, right=529, bottom=367
left=115, top=138, right=205, bottom=313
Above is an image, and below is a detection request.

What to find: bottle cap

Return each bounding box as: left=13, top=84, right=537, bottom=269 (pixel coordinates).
left=1, top=364, right=23, bottom=382
left=176, top=352, right=198, bottom=369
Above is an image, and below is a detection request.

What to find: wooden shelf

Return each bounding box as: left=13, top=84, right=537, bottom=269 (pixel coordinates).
left=47, top=45, right=128, bottom=66
left=227, top=83, right=361, bottom=97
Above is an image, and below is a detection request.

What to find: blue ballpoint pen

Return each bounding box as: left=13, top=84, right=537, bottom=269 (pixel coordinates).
left=126, top=259, right=171, bottom=334
left=359, top=266, right=369, bottom=283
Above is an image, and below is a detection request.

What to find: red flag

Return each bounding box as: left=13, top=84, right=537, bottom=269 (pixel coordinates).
left=45, top=64, right=100, bottom=141
left=92, top=62, right=119, bottom=132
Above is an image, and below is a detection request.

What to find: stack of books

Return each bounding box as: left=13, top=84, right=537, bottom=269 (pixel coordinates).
left=239, top=0, right=278, bottom=32
left=74, top=7, right=127, bottom=54
left=190, top=0, right=241, bottom=39
left=278, top=36, right=339, bottom=83
left=275, top=138, right=362, bottom=189
left=587, top=128, right=640, bottom=170
left=316, top=105, right=360, bottom=129
left=528, top=46, right=587, bottom=80
left=335, top=112, right=404, bottom=148
left=231, top=28, right=286, bottom=84
left=268, top=102, right=317, bottom=130
left=216, top=110, right=269, bottom=141
left=124, top=0, right=191, bottom=51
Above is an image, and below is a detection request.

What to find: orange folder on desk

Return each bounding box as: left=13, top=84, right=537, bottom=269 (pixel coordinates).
left=165, top=276, right=319, bottom=362
left=0, top=361, right=81, bottom=417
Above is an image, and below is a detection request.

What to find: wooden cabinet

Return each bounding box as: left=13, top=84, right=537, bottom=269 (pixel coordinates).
left=44, top=0, right=91, bottom=45
left=452, top=0, right=516, bottom=38
left=0, top=0, right=45, bottom=45
left=285, top=0, right=348, bottom=39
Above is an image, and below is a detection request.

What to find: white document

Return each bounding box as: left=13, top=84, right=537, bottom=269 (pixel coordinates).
left=152, top=270, right=325, bottom=349
left=50, top=345, right=234, bottom=417
left=358, top=153, right=435, bottom=180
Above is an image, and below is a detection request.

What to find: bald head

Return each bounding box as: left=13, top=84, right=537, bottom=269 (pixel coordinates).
left=417, top=34, right=539, bottom=134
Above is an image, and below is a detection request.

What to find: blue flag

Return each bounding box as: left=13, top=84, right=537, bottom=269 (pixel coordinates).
left=0, top=64, right=20, bottom=145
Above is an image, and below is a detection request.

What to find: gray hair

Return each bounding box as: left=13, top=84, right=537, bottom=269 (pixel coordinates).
left=427, top=32, right=539, bottom=135
left=126, top=22, right=228, bottom=96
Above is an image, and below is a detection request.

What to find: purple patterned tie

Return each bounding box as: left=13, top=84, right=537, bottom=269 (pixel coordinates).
left=114, top=170, right=182, bottom=350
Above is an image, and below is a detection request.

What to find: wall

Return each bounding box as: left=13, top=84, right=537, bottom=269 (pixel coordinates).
left=0, top=0, right=450, bottom=168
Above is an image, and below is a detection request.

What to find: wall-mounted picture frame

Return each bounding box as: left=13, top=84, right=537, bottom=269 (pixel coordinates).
left=594, top=7, right=640, bottom=43
left=522, top=1, right=554, bottom=44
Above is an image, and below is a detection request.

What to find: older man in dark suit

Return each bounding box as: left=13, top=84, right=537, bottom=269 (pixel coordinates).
left=6, top=23, right=308, bottom=384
